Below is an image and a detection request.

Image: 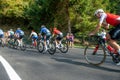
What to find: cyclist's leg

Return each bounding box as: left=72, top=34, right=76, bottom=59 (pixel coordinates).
left=55, top=35, right=60, bottom=47
left=46, top=34, right=51, bottom=48
left=19, top=35, right=23, bottom=46
left=59, top=34, right=64, bottom=46
left=33, top=37, right=37, bottom=47
left=32, top=36, right=35, bottom=46
left=92, top=44, right=99, bottom=55
left=107, top=27, right=120, bottom=54
left=43, top=35, right=47, bottom=51
left=107, top=26, right=120, bottom=65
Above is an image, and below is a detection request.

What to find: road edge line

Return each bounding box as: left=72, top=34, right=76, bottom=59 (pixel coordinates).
left=0, top=55, right=22, bottom=80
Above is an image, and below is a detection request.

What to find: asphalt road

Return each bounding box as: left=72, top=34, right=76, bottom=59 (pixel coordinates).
left=0, top=47, right=120, bottom=80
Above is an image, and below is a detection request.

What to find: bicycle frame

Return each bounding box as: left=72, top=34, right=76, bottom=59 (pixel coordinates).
left=93, top=36, right=117, bottom=54
left=92, top=36, right=120, bottom=63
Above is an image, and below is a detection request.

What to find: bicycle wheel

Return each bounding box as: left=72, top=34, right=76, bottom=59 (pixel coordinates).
left=84, top=44, right=106, bottom=66
left=48, top=42, right=56, bottom=55
left=37, top=41, right=44, bottom=53
left=14, top=40, right=19, bottom=49
left=20, top=43, right=26, bottom=51
left=7, top=39, right=13, bottom=48
left=59, top=40, right=69, bottom=53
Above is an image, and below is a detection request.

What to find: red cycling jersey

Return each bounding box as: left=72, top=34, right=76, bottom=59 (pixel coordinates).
left=106, top=13, right=120, bottom=26
left=53, top=29, right=61, bottom=35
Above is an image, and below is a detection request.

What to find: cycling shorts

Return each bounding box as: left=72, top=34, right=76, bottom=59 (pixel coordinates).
left=0, top=34, right=4, bottom=38
left=56, top=33, right=63, bottom=40
left=109, top=24, right=120, bottom=40
left=42, top=32, right=51, bottom=41
left=19, top=35, right=24, bottom=39
left=32, top=36, right=38, bottom=40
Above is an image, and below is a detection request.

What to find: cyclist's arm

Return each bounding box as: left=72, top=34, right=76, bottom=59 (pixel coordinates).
left=28, top=33, right=32, bottom=39
left=102, top=23, right=109, bottom=29
left=89, top=14, right=106, bottom=35
left=90, top=23, right=102, bottom=35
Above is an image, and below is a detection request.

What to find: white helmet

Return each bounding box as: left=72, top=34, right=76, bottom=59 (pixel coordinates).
left=94, top=9, right=104, bottom=16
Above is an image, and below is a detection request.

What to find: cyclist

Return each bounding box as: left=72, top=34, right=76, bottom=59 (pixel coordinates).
left=0, top=29, right=5, bottom=46
left=14, top=28, right=24, bottom=47
left=40, top=25, right=51, bottom=51
left=7, top=29, right=14, bottom=39
left=89, top=9, right=120, bottom=65
left=29, top=30, right=38, bottom=47
left=52, top=27, right=63, bottom=48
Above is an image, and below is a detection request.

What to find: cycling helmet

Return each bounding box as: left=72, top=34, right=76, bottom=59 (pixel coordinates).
left=17, top=28, right=21, bottom=30
left=41, top=25, right=45, bottom=28
left=10, top=29, right=13, bottom=31
left=94, top=9, right=104, bottom=16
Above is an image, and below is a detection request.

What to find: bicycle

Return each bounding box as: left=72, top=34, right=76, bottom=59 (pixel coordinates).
left=56, top=38, right=69, bottom=53
left=7, top=37, right=26, bottom=51
left=37, top=37, right=56, bottom=55
left=84, top=35, right=120, bottom=66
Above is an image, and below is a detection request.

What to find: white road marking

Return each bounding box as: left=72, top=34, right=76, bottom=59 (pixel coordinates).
left=0, top=55, right=22, bottom=80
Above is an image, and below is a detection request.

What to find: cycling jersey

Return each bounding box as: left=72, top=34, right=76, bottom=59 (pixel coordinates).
left=53, top=29, right=63, bottom=40
left=15, top=30, right=24, bottom=36
left=15, top=29, right=24, bottom=39
left=53, top=29, right=61, bottom=35
left=40, top=27, right=51, bottom=40
left=99, top=13, right=120, bottom=40
left=8, top=30, right=14, bottom=36
left=99, top=13, right=120, bottom=26
left=40, top=27, right=51, bottom=35
left=30, top=32, right=38, bottom=39
left=8, top=30, right=14, bottom=39
left=106, top=13, right=120, bottom=26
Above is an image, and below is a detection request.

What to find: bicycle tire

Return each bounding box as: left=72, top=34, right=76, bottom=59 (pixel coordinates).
left=59, top=40, right=69, bottom=53
left=84, top=44, right=106, bottom=66
left=13, top=40, right=19, bottom=49
left=48, top=42, right=56, bottom=55
left=37, top=41, right=44, bottom=53
left=20, top=44, right=27, bottom=51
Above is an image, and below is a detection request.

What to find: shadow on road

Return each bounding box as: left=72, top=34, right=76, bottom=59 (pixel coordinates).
left=52, top=57, right=120, bottom=73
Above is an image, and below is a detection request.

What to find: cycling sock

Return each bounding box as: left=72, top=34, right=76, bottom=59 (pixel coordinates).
left=117, top=49, right=120, bottom=55
left=45, top=45, right=47, bottom=50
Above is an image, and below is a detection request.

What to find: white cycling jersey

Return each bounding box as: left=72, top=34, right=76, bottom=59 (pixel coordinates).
left=30, top=32, right=38, bottom=37
left=8, top=30, right=14, bottom=36
left=99, top=13, right=107, bottom=24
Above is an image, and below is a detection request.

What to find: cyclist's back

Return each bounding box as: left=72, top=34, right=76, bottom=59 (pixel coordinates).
left=15, top=28, right=24, bottom=39
left=40, top=26, right=51, bottom=36
left=53, top=27, right=63, bottom=41
left=8, top=29, right=14, bottom=39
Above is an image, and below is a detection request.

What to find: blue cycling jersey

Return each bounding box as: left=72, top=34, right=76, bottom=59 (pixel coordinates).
left=40, top=27, right=50, bottom=35
left=15, top=30, right=24, bottom=35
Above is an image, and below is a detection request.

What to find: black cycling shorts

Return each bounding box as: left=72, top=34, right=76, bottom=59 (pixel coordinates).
left=109, top=24, right=120, bottom=40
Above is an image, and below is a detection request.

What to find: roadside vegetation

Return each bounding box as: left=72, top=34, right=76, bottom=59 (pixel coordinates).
left=0, top=0, right=120, bottom=46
